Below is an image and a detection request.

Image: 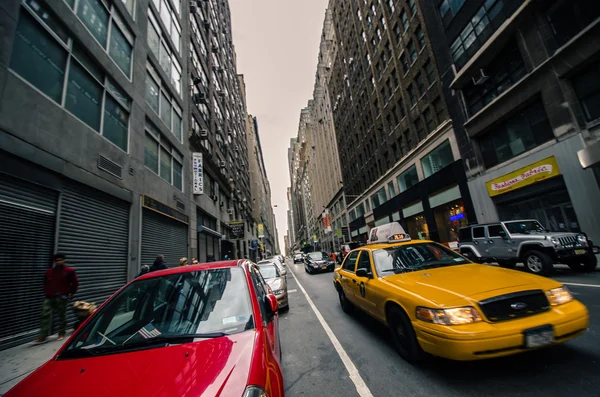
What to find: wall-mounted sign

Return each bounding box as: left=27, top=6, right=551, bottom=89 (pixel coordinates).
left=322, top=209, right=332, bottom=233
left=486, top=156, right=560, bottom=197
left=257, top=223, right=265, bottom=238
left=229, top=222, right=245, bottom=240
left=336, top=228, right=343, bottom=238
left=192, top=152, right=203, bottom=195
left=449, top=213, right=465, bottom=221
left=142, top=195, right=189, bottom=224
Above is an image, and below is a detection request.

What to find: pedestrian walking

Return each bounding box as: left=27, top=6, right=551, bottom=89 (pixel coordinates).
left=179, top=257, right=188, bottom=266
left=192, top=258, right=199, bottom=264
left=150, top=255, right=168, bottom=272
left=207, top=253, right=216, bottom=262
left=35, top=253, right=78, bottom=343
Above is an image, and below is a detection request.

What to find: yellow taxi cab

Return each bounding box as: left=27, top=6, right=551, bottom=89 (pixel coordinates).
left=333, top=222, right=589, bottom=362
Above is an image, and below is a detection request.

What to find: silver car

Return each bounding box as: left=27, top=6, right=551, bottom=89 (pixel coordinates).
left=258, top=263, right=288, bottom=310
left=258, top=258, right=287, bottom=277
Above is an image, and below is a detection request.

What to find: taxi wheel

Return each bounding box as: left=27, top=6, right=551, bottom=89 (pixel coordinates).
left=338, top=289, right=353, bottom=314
left=387, top=306, right=424, bottom=363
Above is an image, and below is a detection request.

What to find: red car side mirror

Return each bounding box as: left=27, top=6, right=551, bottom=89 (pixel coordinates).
left=265, top=294, right=279, bottom=320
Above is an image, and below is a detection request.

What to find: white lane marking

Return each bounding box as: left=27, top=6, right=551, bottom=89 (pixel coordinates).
left=560, top=282, right=600, bottom=288
left=287, top=289, right=298, bottom=293
left=287, top=265, right=374, bottom=397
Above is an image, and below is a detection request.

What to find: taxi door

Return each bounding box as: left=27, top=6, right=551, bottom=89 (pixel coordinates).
left=347, top=251, right=378, bottom=316
left=338, top=251, right=360, bottom=303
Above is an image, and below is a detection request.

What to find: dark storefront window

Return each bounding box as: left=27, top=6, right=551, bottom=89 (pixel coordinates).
left=403, top=213, right=429, bottom=240
left=478, top=101, right=555, bottom=169
left=439, top=0, right=466, bottom=27
left=572, top=62, right=600, bottom=122
left=433, top=200, right=468, bottom=243
left=546, top=0, right=600, bottom=48
left=397, top=165, right=419, bottom=192
left=463, top=41, right=527, bottom=116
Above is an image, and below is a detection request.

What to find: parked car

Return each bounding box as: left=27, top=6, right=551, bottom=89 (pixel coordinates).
left=6, top=260, right=284, bottom=397
left=258, top=258, right=287, bottom=278
left=458, top=219, right=597, bottom=275
left=293, top=253, right=304, bottom=263
left=304, top=251, right=336, bottom=274
left=258, top=263, right=289, bottom=310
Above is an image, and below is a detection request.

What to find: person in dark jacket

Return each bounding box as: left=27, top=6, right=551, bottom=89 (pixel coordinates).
left=207, top=254, right=216, bottom=262
left=150, top=255, right=168, bottom=272
left=35, top=253, right=78, bottom=343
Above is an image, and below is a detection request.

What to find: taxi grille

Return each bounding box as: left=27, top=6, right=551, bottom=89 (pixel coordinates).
left=478, top=290, right=550, bottom=322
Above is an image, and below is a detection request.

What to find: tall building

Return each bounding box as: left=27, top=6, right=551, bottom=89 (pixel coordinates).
left=0, top=0, right=190, bottom=349
left=189, top=0, right=253, bottom=261
left=421, top=0, right=600, bottom=242
left=327, top=0, right=476, bottom=244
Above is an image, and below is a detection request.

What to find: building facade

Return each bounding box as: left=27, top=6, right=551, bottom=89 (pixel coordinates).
left=189, top=0, right=253, bottom=262
left=326, top=0, right=476, bottom=245
left=422, top=0, right=600, bottom=243
left=0, top=0, right=191, bottom=349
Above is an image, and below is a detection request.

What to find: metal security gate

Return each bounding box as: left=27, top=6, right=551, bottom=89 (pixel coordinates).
left=141, top=209, right=188, bottom=269
left=0, top=173, right=58, bottom=350
left=57, top=182, right=130, bottom=325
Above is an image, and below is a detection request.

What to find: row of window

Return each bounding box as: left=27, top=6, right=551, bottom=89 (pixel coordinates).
left=350, top=139, right=454, bottom=219
left=11, top=3, right=130, bottom=151
left=147, top=9, right=182, bottom=95
left=144, top=123, right=183, bottom=190
left=145, top=63, right=183, bottom=142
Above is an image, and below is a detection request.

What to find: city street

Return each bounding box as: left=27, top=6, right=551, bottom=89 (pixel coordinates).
left=279, top=259, right=600, bottom=397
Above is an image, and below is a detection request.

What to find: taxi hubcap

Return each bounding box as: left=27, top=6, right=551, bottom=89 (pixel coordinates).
left=527, top=256, right=543, bottom=272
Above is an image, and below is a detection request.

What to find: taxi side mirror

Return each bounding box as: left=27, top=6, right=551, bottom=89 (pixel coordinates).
left=356, top=268, right=372, bottom=279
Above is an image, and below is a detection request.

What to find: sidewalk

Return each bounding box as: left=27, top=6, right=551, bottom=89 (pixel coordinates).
left=0, top=334, right=68, bottom=396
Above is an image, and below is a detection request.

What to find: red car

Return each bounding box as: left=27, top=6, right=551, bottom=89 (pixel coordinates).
left=6, top=260, right=284, bottom=397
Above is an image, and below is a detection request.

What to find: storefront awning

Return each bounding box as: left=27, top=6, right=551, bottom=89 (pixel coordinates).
left=578, top=140, right=600, bottom=169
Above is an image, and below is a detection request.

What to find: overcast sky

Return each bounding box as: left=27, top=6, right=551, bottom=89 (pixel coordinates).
left=229, top=0, right=328, bottom=252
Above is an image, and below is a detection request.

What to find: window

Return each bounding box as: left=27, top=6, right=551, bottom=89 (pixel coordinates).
left=488, top=224, right=506, bottom=238
left=154, top=0, right=181, bottom=52
left=572, top=62, right=600, bottom=122
left=371, top=187, right=387, bottom=209
left=148, top=10, right=182, bottom=95
left=425, top=60, right=435, bottom=86
left=357, top=203, right=365, bottom=217
left=416, top=25, right=425, bottom=49
left=473, top=227, right=485, bottom=239
left=146, top=64, right=183, bottom=141
left=439, top=0, right=466, bottom=26
left=388, top=181, right=396, bottom=197
left=415, top=118, right=425, bottom=140
left=400, top=53, right=409, bottom=73
left=342, top=251, right=359, bottom=272
left=547, top=0, right=600, bottom=48
left=121, top=0, right=135, bottom=18
left=421, top=140, right=454, bottom=177
left=408, top=40, right=417, bottom=63
left=450, top=0, right=516, bottom=69
left=416, top=72, right=425, bottom=95
left=398, top=98, right=406, bottom=118
left=478, top=101, right=555, bottom=169
left=145, top=123, right=184, bottom=190
left=76, top=0, right=133, bottom=78
left=463, top=42, right=526, bottom=116
left=387, top=0, right=395, bottom=13
left=365, top=199, right=371, bottom=213
left=397, top=165, right=419, bottom=192
left=394, top=23, right=401, bottom=43
left=400, top=9, right=408, bottom=31
left=10, top=3, right=130, bottom=151
left=408, top=0, right=417, bottom=16
left=356, top=251, right=372, bottom=273
left=408, top=84, right=416, bottom=106
left=424, top=108, right=435, bottom=132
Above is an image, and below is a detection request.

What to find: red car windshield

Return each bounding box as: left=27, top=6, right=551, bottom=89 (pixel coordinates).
left=60, top=268, right=254, bottom=358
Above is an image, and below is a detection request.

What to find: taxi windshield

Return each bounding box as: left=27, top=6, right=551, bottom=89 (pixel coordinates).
left=59, top=268, right=253, bottom=359
left=373, top=242, right=471, bottom=276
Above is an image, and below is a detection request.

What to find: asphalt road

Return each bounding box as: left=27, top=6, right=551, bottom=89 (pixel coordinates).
left=279, top=259, right=600, bottom=397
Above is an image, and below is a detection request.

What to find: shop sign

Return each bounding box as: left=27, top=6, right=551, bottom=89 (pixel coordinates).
left=257, top=223, right=265, bottom=238
left=229, top=222, right=245, bottom=240
left=143, top=195, right=189, bottom=224
left=486, top=156, right=561, bottom=197
left=322, top=209, right=332, bottom=233
left=313, top=234, right=318, bottom=243
left=192, top=152, right=203, bottom=195
left=336, top=228, right=343, bottom=238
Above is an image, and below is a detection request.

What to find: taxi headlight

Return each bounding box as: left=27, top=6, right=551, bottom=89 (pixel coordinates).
left=416, top=306, right=482, bottom=325
left=546, top=286, right=573, bottom=305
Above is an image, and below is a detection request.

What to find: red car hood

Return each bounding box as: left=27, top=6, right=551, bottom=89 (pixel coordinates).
left=7, top=331, right=257, bottom=397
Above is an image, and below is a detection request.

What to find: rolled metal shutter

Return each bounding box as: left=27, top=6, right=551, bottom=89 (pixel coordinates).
left=141, top=209, right=188, bottom=269
left=0, top=173, right=58, bottom=350
left=57, top=182, right=129, bottom=324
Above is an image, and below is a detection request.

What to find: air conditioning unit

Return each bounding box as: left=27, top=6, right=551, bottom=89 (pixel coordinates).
left=227, top=208, right=234, bottom=216
left=190, top=1, right=198, bottom=14
left=211, top=44, right=219, bottom=52
left=192, top=92, right=207, bottom=104
left=202, top=19, right=210, bottom=28
left=219, top=160, right=226, bottom=168
left=210, top=194, right=218, bottom=201
left=199, top=129, right=208, bottom=138
left=472, top=69, right=489, bottom=85
left=218, top=91, right=226, bottom=97
left=212, top=65, right=219, bottom=72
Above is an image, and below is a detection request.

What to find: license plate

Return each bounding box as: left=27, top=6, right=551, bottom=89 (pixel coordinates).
left=322, top=266, right=327, bottom=270
left=575, top=249, right=586, bottom=255
left=524, top=325, right=554, bottom=349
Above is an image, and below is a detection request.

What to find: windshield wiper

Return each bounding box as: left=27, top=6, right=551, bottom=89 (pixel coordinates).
left=122, top=332, right=227, bottom=347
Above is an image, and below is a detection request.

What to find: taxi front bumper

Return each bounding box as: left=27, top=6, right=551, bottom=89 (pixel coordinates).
left=414, top=300, right=589, bottom=361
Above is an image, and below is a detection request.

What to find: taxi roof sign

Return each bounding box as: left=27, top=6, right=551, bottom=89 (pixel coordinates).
left=367, top=222, right=412, bottom=244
